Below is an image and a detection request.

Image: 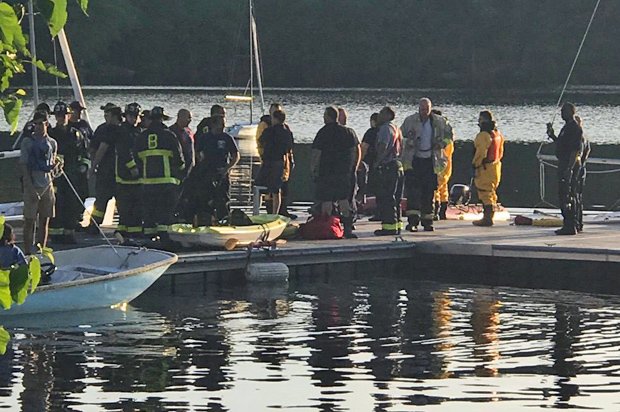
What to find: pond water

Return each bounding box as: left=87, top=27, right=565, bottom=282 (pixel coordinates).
left=1, top=271, right=619, bottom=411
left=3, top=87, right=620, bottom=144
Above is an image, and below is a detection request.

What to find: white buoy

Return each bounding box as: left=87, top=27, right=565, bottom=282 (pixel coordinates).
left=245, top=262, right=289, bottom=282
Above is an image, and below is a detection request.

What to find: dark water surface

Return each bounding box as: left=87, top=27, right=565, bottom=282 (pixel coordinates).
left=1, top=271, right=620, bottom=411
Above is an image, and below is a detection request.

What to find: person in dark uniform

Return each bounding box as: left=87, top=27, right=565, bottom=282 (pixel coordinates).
left=169, top=108, right=195, bottom=221
left=110, top=103, right=143, bottom=241
left=573, top=115, right=590, bottom=233
left=311, top=106, right=361, bottom=238
left=134, top=106, right=185, bottom=241
left=87, top=103, right=123, bottom=233
left=67, top=101, right=93, bottom=205
left=188, top=115, right=240, bottom=225
left=373, top=106, right=404, bottom=236
left=360, top=112, right=379, bottom=216
left=546, top=102, right=583, bottom=235
left=48, top=101, right=88, bottom=244
left=256, top=109, right=294, bottom=214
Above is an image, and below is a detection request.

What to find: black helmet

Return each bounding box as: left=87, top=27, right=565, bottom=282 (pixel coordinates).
left=53, top=101, right=70, bottom=115
left=124, top=102, right=142, bottom=117
left=449, top=184, right=471, bottom=206
left=35, top=102, right=52, bottom=115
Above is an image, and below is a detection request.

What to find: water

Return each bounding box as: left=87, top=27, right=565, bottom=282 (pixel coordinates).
left=1, top=271, right=620, bottom=411
left=3, top=87, right=620, bottom=144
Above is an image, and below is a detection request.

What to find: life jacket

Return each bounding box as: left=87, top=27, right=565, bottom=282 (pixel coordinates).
left=485, top=130, right=503, bottom=163
left=27, top=136, right=54, bottom=173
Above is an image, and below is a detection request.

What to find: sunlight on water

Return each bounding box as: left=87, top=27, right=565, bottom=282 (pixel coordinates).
left=1, top=273, right=620, bottom=410
left=4, top=88, right=620, bottom=144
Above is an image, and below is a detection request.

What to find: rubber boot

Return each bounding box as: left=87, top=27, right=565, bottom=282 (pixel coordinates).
left=439, top=202, right=448, bottom=220
left=406, top=214, right=419, bottom=232
left=473, top=205, right=494, bottom=227
left=555, top=217, right=577, bottom=235
left=342, top=216, right=358, bottom=239
left=433, top=201, right=440, bottom=221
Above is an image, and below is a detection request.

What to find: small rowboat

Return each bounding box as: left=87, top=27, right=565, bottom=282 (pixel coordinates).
left=1, top=246, right=177, bottom=316
left=168, top=214, right=290, bottom=250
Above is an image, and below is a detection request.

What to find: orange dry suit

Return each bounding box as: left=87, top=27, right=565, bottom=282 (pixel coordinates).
left=473, top=129, right=504, bottom=206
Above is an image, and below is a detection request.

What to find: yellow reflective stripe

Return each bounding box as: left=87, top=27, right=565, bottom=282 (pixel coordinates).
left=398, top=221, right=404, bottom=229
left=137, top=149, right=173, bottom=159
left=405, top=210, right=420, bottom=216
left=127, top=226, right=142, bottom=233
left=126, top=159, right=137, bottom=169
left=143, top=227, right=157, bottom=235
left=49, top=228, right=64, bottom=235
left=141, top=177, right=180, bottom=185
left=116, top=177, right=141, bottom=184
left=163, top=155, right=171, bottom=180
left=117, top=225, right=127, bottom=232
left=157, top=225, right=169, bottom=232
left=91, top=208, right=105, bottom=218
left=381, top=223, right=400, bottom=230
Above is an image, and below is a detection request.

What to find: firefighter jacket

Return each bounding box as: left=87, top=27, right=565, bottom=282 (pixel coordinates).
left=114, top=122, right=141, bottom=184
left=400, top=113, right=453, bottom=174
left=48, top=124, right=88, bottom=177
left=134, top=122, right=185, bottom=185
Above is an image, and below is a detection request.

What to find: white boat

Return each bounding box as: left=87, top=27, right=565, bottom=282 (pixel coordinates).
left=168, top=214, right=289, bottom=249
left=0, top=245, right=177, bottom=316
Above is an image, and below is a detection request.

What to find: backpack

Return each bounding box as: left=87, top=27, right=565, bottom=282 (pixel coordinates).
left=299, top=215, right=344, bottom=240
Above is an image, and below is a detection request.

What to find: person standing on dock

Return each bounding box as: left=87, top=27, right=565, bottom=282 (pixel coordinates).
left=311, top=106, right=361, bottom=239
left=373, top=106, right=404, bottom=236
left=432, top=110, right=454, bottom=220
left=87, top=103, right=123, bottom=233
left=256, top=109, right=294, bottom=214
left=337, top=107, right=361, bottom=221
left=19, top=111, right=58, bottom=255
left=401, top=98, right=453, bottom=232
left=48, top=101, right=89, bottom=244
left=68, top=101, right=93, bottom=206
left=546, top=103, right=583, bottom=235
left=360, top=112, right=380, bottom=213
left=134, top=106, right=185, bottom=242
left=574, top=115, right=590, bottom=233
left=111, top=103, right=143, bottom=241
left=472, top=110, right=504, bottom=227
left=169, top=109, right=195, bottom=183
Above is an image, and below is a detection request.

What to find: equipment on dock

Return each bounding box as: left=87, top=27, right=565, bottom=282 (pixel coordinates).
left=449, top=184, right=471, bottom=206
left=168, top=214, right=289, bottom=249
left=0, top=246, right=177, bottom=315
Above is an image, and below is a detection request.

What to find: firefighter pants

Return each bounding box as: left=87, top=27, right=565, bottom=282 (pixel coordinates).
left=474, top=161, right=501, bottom=206
left=573, top=166, right=586, bottom=231
left=405, top=157, right=437, bottom=227
left=434, top=167, right=451, bottom=203
left=375, top=160, right=404, bottom=230
left=116, top=183, right=142, bottom=236
left=49, top=174, right=83, bottom=235
left=92, top=171, right=116, bottom=225
left=142, top=184, right=178, bottom=237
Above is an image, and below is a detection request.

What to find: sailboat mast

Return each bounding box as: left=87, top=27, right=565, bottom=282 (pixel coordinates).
left=251, top=9, right=265, bottom=115
left=249, top=0, right=254, bottom=123
left=27, top=0, right=39, bottom=108
left=58, top=29, right=91, bottom=126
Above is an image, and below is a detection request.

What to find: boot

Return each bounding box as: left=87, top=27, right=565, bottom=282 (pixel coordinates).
left=439, top=202, right=448, bottom=220
left=473, top=205, right=494, bottom=227
left=342, top=216, right=358, bottom=239
left=555, top=220, right=577, bottom=235
left=405, top=214, right=419, bottom=232
left=374, top=227, right=400, bottom=236
left=433, top=201, right=440, bottom=221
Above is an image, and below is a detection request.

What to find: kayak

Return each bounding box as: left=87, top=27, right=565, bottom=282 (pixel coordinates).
left=1, top=246, right=177, bottom=315
left=168, top=214, right=290, bottom=250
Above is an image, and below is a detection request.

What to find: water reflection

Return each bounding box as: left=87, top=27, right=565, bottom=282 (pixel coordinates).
left=1, top=274, right=620, bottom=410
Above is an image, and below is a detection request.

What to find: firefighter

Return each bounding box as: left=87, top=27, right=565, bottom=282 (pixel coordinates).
left=432, top=110, right=454, bottom=220
left=546, top=103, right=583, bottom=235
left=111, top=103, right=143, bottom=240
left=68, top=101, right=93, bottom=205
left=48, top=101, right=88, bottom=244
left=401, top=98, right=453, bottom=232
left=373, top=106, right=404, bottom=236
left=87, top=103, right=123, bottom=232
left=134, top=106, right=185, bottom=241
left=472, top=110, right=505, bottom=227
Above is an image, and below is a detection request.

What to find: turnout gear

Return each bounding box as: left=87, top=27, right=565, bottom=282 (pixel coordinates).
left=473, top=204, right=494, bottom=227
left=473, top=128, right=504, bottom=223
left=134, top=121, right=185, bottom=238
left=114, top=121, right=142, bottom=236
left=434, top=141, right=454, bottom=211
left=374, top=122, right=404, bottom=235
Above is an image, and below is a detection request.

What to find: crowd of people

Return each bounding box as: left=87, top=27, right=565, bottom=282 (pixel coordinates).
left=11, top=96, right=589, bottom=257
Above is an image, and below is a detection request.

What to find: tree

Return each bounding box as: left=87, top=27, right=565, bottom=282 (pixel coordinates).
left=0, top=0, right=87, bottom=132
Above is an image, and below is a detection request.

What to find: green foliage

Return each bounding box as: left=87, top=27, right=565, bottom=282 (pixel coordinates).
left=0, top=94, right=22, bottom=132
left=38, top=0, right=68, bottom=38
left=0, top=327, right=8, bottom=355
left=0, top=256, right=42, bottom=310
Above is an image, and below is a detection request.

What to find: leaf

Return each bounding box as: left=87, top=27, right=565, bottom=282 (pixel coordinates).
left=15, top=88, right=26, bottom=96
left=32, top=59, right=67, bottom=79
left=0, top=3, right=28, bottom=53
left=0, top=96, right=22, bottom=133
left=0, top=327, right=9, bottom=355
left=9, top=265, right=29, bottom=305
left=29, top=256, right=41, bottom=292
left=75, top=0, right=88, bottom=15
left=38, top=0, right=68, bottom=38
left=37, top=245, right=55, bottom=266
left=0, top=270, right=12, bottom=310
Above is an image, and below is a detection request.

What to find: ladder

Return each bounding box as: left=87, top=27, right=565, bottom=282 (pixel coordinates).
left=228, top=155, right=258, bottom=212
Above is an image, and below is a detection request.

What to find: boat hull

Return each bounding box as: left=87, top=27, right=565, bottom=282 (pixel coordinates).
left=0, top=246, right=177, bottom=315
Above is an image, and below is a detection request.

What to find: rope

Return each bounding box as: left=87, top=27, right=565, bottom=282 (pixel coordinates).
left=60, top=171, right=121, bottom=259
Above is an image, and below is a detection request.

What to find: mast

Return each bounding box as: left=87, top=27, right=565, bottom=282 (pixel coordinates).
left=27, top=0, right=39, bottom=108
left=251, top=9, right=265, bottom=115
left=249, top=0, right=254, bottom=123
left=57, top=29, right=91, bottom=126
